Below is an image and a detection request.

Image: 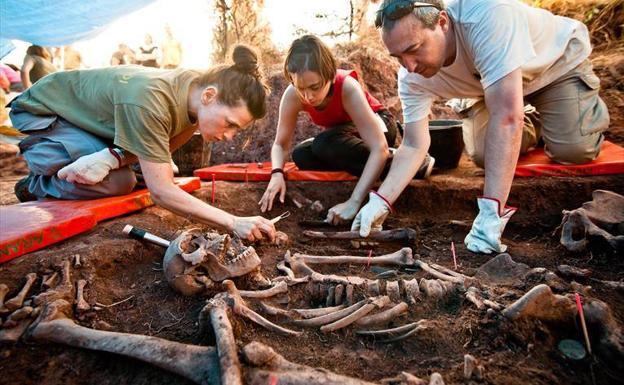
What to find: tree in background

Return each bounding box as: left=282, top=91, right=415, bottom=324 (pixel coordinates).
left=294, top=0, right=371, bottom=42
left=212, top=0, right=281, bottom=66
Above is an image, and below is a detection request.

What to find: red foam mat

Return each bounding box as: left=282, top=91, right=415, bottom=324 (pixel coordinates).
left=514, top=141, right=624, bottom=177
left=194, top=162, right=357, bottom=182
left=0, top=177, right=201, bottom=263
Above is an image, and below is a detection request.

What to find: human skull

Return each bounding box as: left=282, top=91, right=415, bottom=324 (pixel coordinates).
left=163, top=230, right=262, bottom=296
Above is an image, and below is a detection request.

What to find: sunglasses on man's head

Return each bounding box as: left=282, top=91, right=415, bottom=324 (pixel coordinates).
left=375, top=0, right=440, bottom=28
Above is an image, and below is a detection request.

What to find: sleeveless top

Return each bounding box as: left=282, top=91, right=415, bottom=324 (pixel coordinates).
left=139, top=46, right=158, bottom=68
left=301, top=69, right=384, bottom=128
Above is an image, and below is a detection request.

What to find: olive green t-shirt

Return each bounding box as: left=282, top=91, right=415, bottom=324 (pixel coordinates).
left=12, top=65, right=199, bottom=162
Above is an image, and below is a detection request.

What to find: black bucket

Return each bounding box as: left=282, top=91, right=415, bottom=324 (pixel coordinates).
left=428, top=119, right=464, bottom=169
left=171, top=132, right=212, bottom=176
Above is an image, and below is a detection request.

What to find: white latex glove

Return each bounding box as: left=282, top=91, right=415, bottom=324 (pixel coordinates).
left=57, top=148, right=120, bottom=185
left=464, top=197, right=517, bottom=254
left=351, top=192, right=392, bottom=237
left=326, top=198, right=361, bottom=225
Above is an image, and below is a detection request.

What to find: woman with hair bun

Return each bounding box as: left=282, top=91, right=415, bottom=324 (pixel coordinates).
left=259, top=35, right=434, bottom=225
left=10, top=45, right=276, bottom=242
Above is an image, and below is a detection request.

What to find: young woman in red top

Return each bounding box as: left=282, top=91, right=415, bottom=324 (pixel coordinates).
left=259, top=35, right=433, bottom=225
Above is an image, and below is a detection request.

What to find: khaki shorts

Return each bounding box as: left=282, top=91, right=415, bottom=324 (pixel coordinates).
left=462, top=59, right=609, bottom=167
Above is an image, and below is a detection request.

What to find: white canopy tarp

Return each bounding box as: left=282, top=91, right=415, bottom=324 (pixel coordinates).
left=0, top=0, right=156, bottom=58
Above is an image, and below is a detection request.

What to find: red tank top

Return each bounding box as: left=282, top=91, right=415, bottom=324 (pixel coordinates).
left=301, top=69, right=384, bottom=128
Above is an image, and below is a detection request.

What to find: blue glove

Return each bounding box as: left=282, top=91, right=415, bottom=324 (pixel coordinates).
left=465, top=197, right=517, bottom=254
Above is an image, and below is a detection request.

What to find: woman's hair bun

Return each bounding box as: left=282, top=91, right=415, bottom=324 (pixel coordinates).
left=232, top=45, right=260, bottom=77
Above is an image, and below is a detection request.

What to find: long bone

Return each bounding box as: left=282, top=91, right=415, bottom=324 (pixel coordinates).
left=242, top=341, right=378, bottom=385
left=302, top=228, right=417, bottom=245
left=215, top=280, right=302, bottom=336
left=293, top=247, right=414, bottom=266
left=414, top=260, right=464, bottom=284
left=76, top=280, right=90, bottom=312
left=203, top=296, right=243, bottom=385
left=4, top=273, right=37, bottom=312
left=28, top=299, right=221, bottom=385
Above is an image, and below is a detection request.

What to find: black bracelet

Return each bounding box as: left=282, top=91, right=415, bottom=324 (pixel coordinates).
left=271, top=168, right=284, bottom=175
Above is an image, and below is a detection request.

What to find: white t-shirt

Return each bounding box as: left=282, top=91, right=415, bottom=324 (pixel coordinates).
left=399, top=0, right=592, bottom=123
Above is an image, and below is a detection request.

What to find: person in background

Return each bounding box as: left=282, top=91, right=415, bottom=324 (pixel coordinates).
left=21, top=45, right=56, bottom=88
left=10, top=45, right=276, bottom=242
left=0, top=64, right=23, bottom=92
left=137, top=34, right=159, bottom=68
left=54, top=45, right=83, bottom=70
left=110, top=44, right=137, bottom=66
left=259, top=35, right=434, bottom=225
left=161, top=25, right=183, bottom=69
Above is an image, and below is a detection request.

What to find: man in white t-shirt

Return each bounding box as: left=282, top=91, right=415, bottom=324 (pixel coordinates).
left=351, top=0, right=609, bottom=254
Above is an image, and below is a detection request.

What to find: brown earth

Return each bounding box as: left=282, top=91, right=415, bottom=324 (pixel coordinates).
left=1, top=7, right=624, bottom=384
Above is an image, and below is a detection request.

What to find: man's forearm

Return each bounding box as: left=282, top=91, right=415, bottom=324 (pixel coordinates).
left=377, top=144, right=428, bottom=202
left=483, top=115, right=523, bottom=209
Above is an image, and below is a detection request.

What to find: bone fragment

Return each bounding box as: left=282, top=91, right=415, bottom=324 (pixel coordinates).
left=0, top=316, right=34, bottom=343
left=274, top=231, right=289, bottom=247
left=420, top=279, right=445, bottom=300
left=0, top=284, right=9, bottom=312
left=74, top=254, right=82, bottom=268
left=355, top=302, right=408, bottom=327
left=4, top=273, right=37, bottom=312
left=465, top=287, right=484, bottom=310
left=76, top=280, right=90, bottom=312
left=242, top=341, right=377, bottom=385
left=29, top=299, right=220, bottom=385
left=334, top=284, right=344, bottom=305
left=42, top=272, right=59, bottom=289
left=294, top=248, right=414, bottom=266
left=429, top=373, right=445, bottom=385
left=386, top=281, right=401, bottom=303
left=463, top=354, right=483, bottom=380
left=205, top=298, right=243, bottom=385
left=502, top=284, right=576, bottom=322
left=403, top=279, right=420, bottom=305
left=381, top=372, right=427, bottom=385
left=238, top=281, right=288, bottom=299
left=483, top=299, right=503, bottom=310
left=291, top=299, right=367, bottom=327
left=3, top=306, right=34, bottom=328
left=302, top=228, right=417, bottom=245
left=346, top=284, right=354, bottom=305
left=367, top=280, right=380, bottom=296
left=557, top=264, right=592, bottom=279
left=321, top=296, right=390, bottom=332
left=325, top=286, right=335, bottom=307
left=33, top=260, right=74, bottom=306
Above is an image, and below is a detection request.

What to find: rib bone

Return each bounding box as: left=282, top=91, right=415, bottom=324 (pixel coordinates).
left=321, top=296, right=390, bottom=332
left=4, top=273, right=37, bottom=311
left=292, top=299, right=367, bottom=327
left=355, top=302, right=408, bottom=327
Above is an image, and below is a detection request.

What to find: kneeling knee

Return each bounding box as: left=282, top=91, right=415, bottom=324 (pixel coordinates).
left=106, top=168, right=137, bottom=195
left=547, top=142, right=600, bottom=165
